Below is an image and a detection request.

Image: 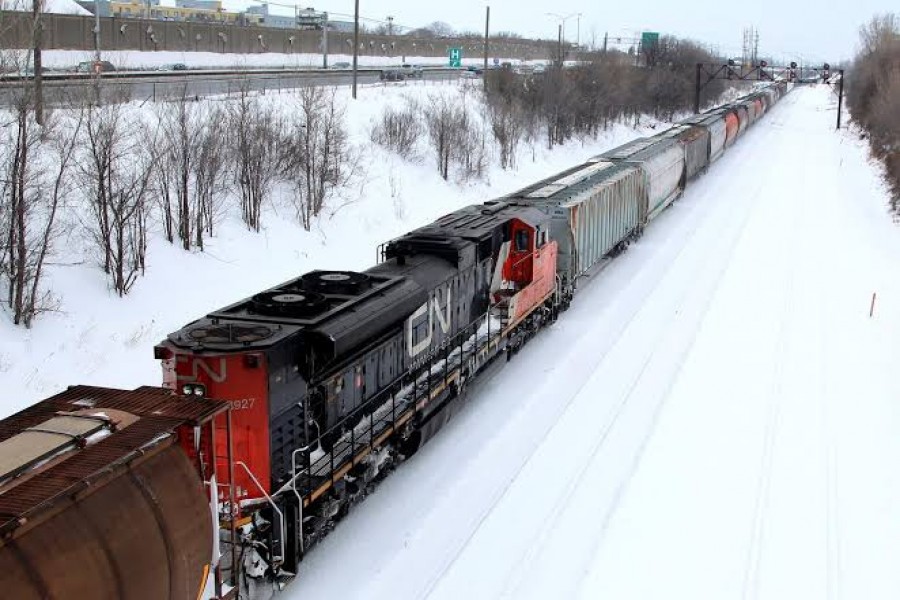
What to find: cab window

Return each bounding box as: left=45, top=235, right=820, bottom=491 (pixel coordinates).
left=515, top=229, right=529, bottom=252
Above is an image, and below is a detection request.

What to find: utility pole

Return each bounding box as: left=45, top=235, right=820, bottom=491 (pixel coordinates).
left=321, top=11, right=329, bottom=69
left=836, top=69, right=844, bottom=129
left=693, top=62, right=701, bottom=114
left=603, top=31, right=608, bottom=53
left=576, top=13, right=581, bottom=48
left=387, top=15, right=393, bottom=36
left=483, top=4, right=490, bottom=72
left=557, top=23, right=562, bottom=67
left=31, top=0, right=43, bottom=124
left=94, top=0, right=102, bottom=64
left=352, top=0, right=359, bottom=99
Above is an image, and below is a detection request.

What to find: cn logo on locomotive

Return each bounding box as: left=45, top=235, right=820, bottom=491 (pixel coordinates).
left=406, top=287, right=452, bottom=357
left=175, top=355, right=228, bottom=383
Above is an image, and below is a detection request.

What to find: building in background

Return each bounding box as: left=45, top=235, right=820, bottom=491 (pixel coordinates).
left=327, top=19, right=354, bottom=33
left=244, top=3, right=295, bottom=29
left=80, top=0, right=258, bottom=24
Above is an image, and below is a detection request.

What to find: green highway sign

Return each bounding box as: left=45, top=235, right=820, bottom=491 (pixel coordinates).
left=641, top=32, right=659, bottom=50
left=449, top=47, right=462, bottom=68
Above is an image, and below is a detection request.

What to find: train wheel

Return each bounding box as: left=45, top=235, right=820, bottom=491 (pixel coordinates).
left=398, top=429, right=422, bottom=459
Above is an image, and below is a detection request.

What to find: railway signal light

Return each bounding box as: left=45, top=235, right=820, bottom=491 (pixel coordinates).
left=760, top=60, right=768, bottom=67
left=790, top=61, right=797, bottom=69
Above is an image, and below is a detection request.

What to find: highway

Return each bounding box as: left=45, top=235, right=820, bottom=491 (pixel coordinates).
left=0, top=66, right=462, bottom=106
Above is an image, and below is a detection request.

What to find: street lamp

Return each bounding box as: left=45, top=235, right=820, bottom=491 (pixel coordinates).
left=546, top=12, right=578, bottom=66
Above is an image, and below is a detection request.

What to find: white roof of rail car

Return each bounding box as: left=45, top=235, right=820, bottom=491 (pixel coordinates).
left=560, top=167, right=638, bottom=208
left=525, top=161, right=615, bottom=199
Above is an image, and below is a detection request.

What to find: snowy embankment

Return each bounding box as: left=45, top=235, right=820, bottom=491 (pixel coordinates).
left=270, top=86, right=900, bottom=600
left=24, top=49, right=540, bottom=71
left=0, top=80, right=662, bottom=417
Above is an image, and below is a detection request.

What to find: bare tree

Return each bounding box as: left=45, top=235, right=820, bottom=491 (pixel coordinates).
left=485, top=92, right=527, bottom=169
left=155, top=91, right=198, bottom=250
left=281, top=86, right=359, bottom=230
left=230, top=86, right=283, bottom=231
left=0, top=100, right=81, bottom=325
left=78, top=103, right=155, bottom=296
left=193, top=104, right=229, bottom=246
left=153, top=93, right=229, bottom=249
left=424, top=93, right=457, bottom=180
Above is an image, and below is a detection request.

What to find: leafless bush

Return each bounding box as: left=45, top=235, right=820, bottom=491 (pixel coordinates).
left=453, top=98, right=488, bottom=182
left=0, top=101, right=80, bottom=325
left=281, top=86, right=359, bottom=230
left=230, top=87, right=283, bottom=231
left=423, top=92, right=487, bottom=181
left=78, top=103, right=155, bottom=296
left=370, top=98, right=422, bottom=159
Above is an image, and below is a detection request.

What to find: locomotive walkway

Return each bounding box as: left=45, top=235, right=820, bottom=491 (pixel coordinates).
left=283, top=86, right=900, bottom=600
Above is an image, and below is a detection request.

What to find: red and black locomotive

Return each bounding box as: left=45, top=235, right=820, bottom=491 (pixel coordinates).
left=157, top=202, right=560, bottom=582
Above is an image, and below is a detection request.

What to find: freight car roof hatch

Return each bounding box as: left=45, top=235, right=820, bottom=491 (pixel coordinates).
left=0, top=414, right=110, bottom=487
left=525, top=161, right=615, bottom=199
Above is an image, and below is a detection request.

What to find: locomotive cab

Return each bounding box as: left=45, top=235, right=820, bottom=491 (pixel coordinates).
left=490, top=216, right=558, bottom=326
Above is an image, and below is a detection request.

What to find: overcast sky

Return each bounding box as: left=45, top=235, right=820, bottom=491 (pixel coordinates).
left=238, top=0, right=897, bottom=62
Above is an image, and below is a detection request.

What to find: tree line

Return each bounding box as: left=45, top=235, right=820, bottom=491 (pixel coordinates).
left=0, top=81, right=356, bottom=326
left=847, top=13, right=900, bottom=213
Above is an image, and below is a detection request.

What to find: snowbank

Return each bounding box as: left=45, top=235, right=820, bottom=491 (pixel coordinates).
left=28, top=49, right=547, bottom=71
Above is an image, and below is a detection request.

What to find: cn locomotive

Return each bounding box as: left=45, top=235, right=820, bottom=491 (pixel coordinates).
left=0, top=83, right=788, bottom=599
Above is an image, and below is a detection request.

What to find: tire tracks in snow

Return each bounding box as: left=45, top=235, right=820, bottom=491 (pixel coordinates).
left=740, top=95, right=805, bottom=600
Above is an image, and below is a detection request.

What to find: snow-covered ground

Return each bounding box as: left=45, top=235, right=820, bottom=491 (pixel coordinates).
left=0, top=80, right=661, bottom=417
left=260, top=86, right=898, bottom=599
left=0, top=0, right=89, bottom=15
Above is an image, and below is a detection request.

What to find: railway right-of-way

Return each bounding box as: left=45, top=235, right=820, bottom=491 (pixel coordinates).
left=276, top=85, right=900, bottom=600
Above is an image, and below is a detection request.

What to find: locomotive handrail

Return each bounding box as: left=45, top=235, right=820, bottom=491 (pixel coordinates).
left=235, top=461, right=286, bottom=569
left=287, top=309, right=512, bottom=507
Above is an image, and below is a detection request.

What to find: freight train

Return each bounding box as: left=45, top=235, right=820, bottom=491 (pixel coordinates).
left=0, top=82, right=788, bottom=599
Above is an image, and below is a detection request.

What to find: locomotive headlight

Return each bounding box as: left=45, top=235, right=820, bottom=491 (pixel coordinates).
left=181, top=383, right=194, bottom=396
left=193, top=384, right=206, bottom=397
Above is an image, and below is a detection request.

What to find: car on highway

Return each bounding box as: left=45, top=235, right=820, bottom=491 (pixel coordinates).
left=76, top=60, right=116, bottom=74
left=380, top=69, right=406, bottom=82
left=330, top=62, right=352, bottom=69
left=461, top=65, right=484, bottom=78
left=399, top=63, right=424, bottom=79
left=158, top=63, right=188, bottom=71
